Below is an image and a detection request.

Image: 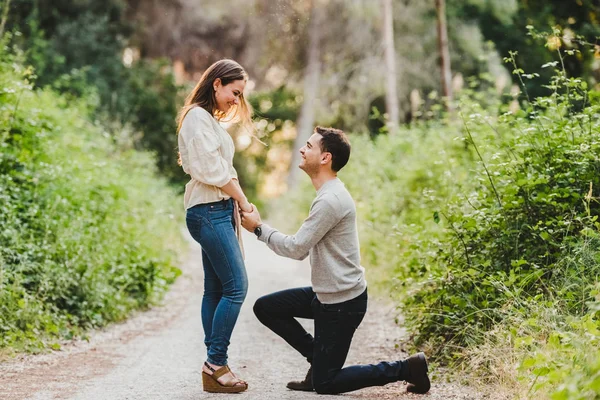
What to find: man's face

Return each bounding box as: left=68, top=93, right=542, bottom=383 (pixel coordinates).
left=299, top=133, right=325, bottom=175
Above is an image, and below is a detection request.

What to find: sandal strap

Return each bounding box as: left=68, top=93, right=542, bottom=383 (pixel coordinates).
left=204, top=362, right=231, bottom=379
left=212, top=365, right=232, bottom=380
left=203, top=361, right=216, bottom=373
left=218, top=373, right=245, bottom=387
left=229, top=370, right=247, bottom=385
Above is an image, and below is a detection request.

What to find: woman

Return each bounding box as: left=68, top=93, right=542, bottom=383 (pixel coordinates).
left=177, top=59, right=252, bottom=393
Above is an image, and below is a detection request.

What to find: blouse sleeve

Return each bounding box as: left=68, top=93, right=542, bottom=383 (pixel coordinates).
left=230, top=166, right=239, bottom=180
left=183, top=109, right=232, bottom=187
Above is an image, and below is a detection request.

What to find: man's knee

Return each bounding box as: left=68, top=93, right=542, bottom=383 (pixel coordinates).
left=313, top=380, right=336, bottom=395
left=253, top=295, right=269, bottom=321
left=312, top=368, right=338, bottom=394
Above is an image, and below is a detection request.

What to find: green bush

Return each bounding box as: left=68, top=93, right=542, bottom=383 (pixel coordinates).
left=464, top=231, right=600, bottom=399
left=0, top=43, right=183, bottom=353
left=403, top=70, right=600, bottom=352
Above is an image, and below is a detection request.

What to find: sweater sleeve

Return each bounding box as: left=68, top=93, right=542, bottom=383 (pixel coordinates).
left=258, top=196, right=341, bottom=260
left=184, top=109, right=232, bottom=187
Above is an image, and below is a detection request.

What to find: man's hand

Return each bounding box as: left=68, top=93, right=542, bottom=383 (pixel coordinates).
left=241, top=204, right=262, bottom=232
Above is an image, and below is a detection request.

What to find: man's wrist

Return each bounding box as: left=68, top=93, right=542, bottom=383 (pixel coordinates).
left=253, top=224, right=263, bottom=238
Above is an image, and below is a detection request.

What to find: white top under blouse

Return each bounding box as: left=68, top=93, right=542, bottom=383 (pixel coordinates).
left=178, top=106, right=238, bottom=210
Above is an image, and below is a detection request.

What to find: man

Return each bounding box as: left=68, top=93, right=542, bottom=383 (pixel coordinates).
left=240, top=126, right=430, bottom=395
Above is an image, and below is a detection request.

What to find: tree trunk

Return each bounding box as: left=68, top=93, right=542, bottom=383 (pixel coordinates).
left=435, top=0, right=453, bottom=106
left=0, top=0, right=12, bottom=37
left=382, top=0, right=399, bottom=133
left=287, top=0, right=322, bottom=190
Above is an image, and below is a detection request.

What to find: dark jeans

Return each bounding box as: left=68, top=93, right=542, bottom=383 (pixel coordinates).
left=186, top=199, right=248, bottom=366
left=254, top=287, right=408, bottom=394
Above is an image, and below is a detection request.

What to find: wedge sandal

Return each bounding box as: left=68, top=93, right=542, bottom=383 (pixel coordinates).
left=202, top=362, right=248, bottom=393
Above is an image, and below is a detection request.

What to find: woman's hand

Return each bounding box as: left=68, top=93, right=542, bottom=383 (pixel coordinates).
left=241, top=204, right=262, bottom=232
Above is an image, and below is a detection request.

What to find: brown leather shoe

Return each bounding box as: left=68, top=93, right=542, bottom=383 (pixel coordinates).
left=286, top=366, right=313, bottom=391
left=405, top=352, right=430, bottom=394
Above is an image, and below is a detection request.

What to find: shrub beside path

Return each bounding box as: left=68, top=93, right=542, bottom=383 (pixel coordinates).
left=0, top=229, right=507, bottom=400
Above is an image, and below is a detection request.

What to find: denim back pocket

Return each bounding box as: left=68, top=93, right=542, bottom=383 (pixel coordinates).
left=207, top=202, right=233, bottom=228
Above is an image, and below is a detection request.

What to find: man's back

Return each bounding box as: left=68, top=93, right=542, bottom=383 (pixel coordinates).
left=309, top=178, right=366, bottom=303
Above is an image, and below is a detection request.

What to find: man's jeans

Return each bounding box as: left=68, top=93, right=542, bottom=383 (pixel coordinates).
left=186, top=199, right=248, bottom=366
left=254, top=287, right=408, bottom=394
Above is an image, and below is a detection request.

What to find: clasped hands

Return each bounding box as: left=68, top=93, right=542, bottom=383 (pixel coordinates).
left=239, top=202, right=262, bottom=232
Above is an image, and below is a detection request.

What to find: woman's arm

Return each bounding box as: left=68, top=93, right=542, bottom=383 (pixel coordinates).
left=220, top=179, right=252, bottom=212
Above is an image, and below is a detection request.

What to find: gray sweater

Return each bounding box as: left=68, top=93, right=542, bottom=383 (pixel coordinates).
left=258, top=178, right=367, bottom=304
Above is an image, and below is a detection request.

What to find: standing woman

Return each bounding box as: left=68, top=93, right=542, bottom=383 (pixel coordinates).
left=177, top=59, right=252, bottom=393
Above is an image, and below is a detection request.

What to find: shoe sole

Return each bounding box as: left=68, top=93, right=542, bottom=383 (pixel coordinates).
left=286, top=383, right=314, bottom=392
left=202, top=372, right=248, bottom=393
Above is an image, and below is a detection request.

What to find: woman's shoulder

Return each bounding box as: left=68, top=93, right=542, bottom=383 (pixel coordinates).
left=182, top=106, right=217, bottom=131
left=187, top=106, right=214, bottom=121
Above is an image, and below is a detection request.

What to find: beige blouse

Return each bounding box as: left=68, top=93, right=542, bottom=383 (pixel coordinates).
left=178, top=106, right=238, bottom=210
left=178, top=106, right=245, bottom=257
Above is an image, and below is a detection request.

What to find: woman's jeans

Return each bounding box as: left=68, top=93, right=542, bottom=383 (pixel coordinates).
left=254, top=287, right=407, bottom=394
left=186, top=199, right=248, bottom=366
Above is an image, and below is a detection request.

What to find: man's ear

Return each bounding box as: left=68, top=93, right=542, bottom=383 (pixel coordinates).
left=321, top=152, right=332, bottom=165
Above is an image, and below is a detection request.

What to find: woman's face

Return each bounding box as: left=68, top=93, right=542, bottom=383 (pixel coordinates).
left=214, top=78, right=246, bottom=113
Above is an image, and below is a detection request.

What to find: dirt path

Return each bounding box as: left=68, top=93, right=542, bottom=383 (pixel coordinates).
left=0, top=230, right=506, bottom=400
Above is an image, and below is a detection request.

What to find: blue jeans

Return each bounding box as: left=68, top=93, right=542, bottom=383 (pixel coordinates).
left=186, top=199, right=248, bottom=366
left=254, top=287, right=408, bottom=394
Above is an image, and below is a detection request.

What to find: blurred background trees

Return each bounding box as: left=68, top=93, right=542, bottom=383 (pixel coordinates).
left=1, top=0, right=598, bottom=196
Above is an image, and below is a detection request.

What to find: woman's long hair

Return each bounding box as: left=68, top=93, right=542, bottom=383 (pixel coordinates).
left=176, top=59, right=252, bottom=133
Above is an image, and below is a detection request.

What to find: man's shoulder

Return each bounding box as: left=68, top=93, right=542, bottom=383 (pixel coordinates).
left=328, top=180, right=355, bottom=202
left=314, top=187, right=354, bottom=214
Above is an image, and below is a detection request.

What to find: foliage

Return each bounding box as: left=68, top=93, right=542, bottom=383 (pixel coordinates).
left=451, top=0, right=600, bottom=97
left=114, top=58, right=185, bottom=184
left=4, top=0, right=184, bottom=184
left=0, top=41, right=183, bottom=353
left=272, top=46, right=600, bottom=396
left=464, top=233, right=600, bottom=399
left=403, top=59, right=600, bottom=353
left=236, top=85, right=301, bottom=208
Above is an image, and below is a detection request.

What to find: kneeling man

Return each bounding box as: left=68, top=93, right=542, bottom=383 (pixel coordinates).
left=241, top=126, right=430, bottom=395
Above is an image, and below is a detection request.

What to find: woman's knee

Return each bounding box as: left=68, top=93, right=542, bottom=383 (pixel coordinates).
left=221, top=270, right=248, bottom=302
left=238, top=274, right=249, bottom=300
left=224, top=283, right=247, bottom=303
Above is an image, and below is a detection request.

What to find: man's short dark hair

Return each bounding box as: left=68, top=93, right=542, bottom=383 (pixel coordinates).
left=315, top=126, right=351, bottom=172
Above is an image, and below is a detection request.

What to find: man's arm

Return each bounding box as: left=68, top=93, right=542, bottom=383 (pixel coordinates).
left=242, top=197, right=341, bottom=260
